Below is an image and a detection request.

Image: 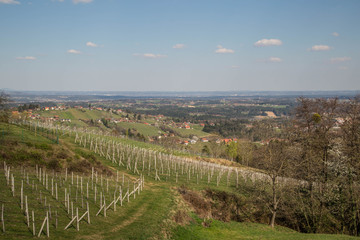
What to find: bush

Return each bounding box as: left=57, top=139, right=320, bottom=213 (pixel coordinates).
left=205, top=189, right=247, bottom=222
left=178, top=186, right=211, bottom=219
left=35, top=143, right=52, bottom=151
left=27, top=150, right=45, bottom=165
left=74, top=149, right=97, bottom=162
left=25, top=142, right=34, bottom=147
left=56, top=150, right=69, bottom=159
left=173, top=210, right=192, bottom=225
left=48, top=159, right=61, bottom=170
left=68, top=160, right=91, bottom=173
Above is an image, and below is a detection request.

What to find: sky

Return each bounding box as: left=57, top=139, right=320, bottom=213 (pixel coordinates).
left=0, top=0, right=359, bottom=92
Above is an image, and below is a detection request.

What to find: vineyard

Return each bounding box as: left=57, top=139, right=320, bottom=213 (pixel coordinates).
left=0, top=120, right=271, bottom=239
left=1, top=161, right=143, bottom=238
left=0, top=120, right=358, bottom=240
left=14, top=120, right=274, bottom=188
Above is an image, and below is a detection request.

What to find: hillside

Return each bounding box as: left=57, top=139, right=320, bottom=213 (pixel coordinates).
left=0, top=122, right=359, bottom=239
left=30, top=108, right=212, bottom=139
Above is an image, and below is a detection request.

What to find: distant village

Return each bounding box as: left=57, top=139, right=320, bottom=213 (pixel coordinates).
left=10, top=105, right=249, bottom=146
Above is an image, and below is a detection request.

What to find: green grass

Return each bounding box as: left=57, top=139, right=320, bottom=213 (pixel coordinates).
left=0, top=167, right=174, bottom=240
left=170, top=126, right=210, bottom=138
left=117, top=122, right=163, bottom=137
left=0, top=122, right=54, bottom=145
left=173, top=215, right=358, bottom=240
left=37, top=109, right=113, bottom=121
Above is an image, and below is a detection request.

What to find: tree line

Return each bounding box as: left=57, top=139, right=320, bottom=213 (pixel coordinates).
left=244, top=96, right=360, bottom=235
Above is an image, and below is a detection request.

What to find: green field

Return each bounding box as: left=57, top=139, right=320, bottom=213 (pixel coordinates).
left=170, top=126, right=211, bottom=138
left=173, top=216, right=358, bottom=240
left=38, top=108, right=111, bottom=120
left=117, top=122, right=164, bottom=137
left=36, top=108, right=213, bottom=139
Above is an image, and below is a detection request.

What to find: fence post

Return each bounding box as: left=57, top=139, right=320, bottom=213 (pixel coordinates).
left=1, top=204, right=5, bottom=233
left=32, top=210, right=35, bottom=236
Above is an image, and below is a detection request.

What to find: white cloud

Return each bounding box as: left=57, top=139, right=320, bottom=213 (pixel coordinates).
left=268, top=57, right=282, bottom=63
left=67, top=49, right=81, bottom=54
left=73, top=0, right=92, bottom=3
left=254, top=39, right=282, bottom=47
left=16, top=56, right=36, bottom=60
left=310, top=45, right=331, bottom=51
left=133, top=53, right=167, bottom=59
left=215, top=45, right=234, bottom=54
left=86, top=41, right=97, bottom=47
left=0, top=0, right=20, bottom=4
left=332, top=32, right=339, bottom=37
left=231, top=65, right=241, bottom=69
left=173, top=44, right=185, bottom=49
left=330, top=57, right=351, bottom=63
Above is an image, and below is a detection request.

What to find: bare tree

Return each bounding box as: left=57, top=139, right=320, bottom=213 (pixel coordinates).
left=289, top=97, right=339, bottom=233
left=255, top=139, right=290, bottom=228
left=237, top=140, right=254, bottom=166
left=340, top=95, right=360, bottom=235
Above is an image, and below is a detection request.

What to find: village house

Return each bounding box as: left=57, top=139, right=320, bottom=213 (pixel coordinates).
left=223, top=138, right=232, bottom=144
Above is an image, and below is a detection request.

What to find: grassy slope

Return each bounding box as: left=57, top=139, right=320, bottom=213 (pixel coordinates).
left=170, top=127, right=210, bottom=138
left=117, top=122, right=163, bottom=137
left=38, top=109, right=113, bottom=120
left=0, top=170, right=174, bottom=240
left=37, top=108, right=214, bottom=138
left=173, top=216, right=358, bottom=240
left=0, top=122, right=359, bottom=240
left=0, top=123, right=174, bottom=240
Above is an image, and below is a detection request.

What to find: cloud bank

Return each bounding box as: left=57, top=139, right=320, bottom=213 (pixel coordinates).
left=133, top=53, right=167, bottom=59
left=73, top=0, right=93, bottom=4
left=16, top=56, right=36, bottom=60
left=173, top=44, right=185, bottom=49
left=0, top=0, right=19, bottom=4
left=215, top=45, right=234, bottom=53
left=254, top=39, right=282, bottom=47
left=268, top=57, right=282, bottom=63
left=67, top=49, right=81, bottom=54
left=86, top=42, right=98, bottom=47
left=310, top=45, right=331, bottom=51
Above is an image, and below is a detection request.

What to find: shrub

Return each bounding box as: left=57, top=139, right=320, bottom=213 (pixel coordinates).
left=56, top=150, right=69, bottom=159
left=25, top=142, right=34, bottom=147
left=178, top=186, right=211, bottom=219
left=173, top=210, right=191, bottom=225
left=68, top=160, right=91, bottom=173
left=35, top=143, right=52, bottom=151
left=48, top=159, right=61, bottom=170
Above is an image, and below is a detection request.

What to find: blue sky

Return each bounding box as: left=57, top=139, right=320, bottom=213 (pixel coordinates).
left=0, top=0, right=359, bottom=91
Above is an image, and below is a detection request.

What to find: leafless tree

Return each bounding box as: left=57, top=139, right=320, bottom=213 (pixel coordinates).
left=254, top=139, right=290, bottom=228
left=339, top=95, right=360, bottom=235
